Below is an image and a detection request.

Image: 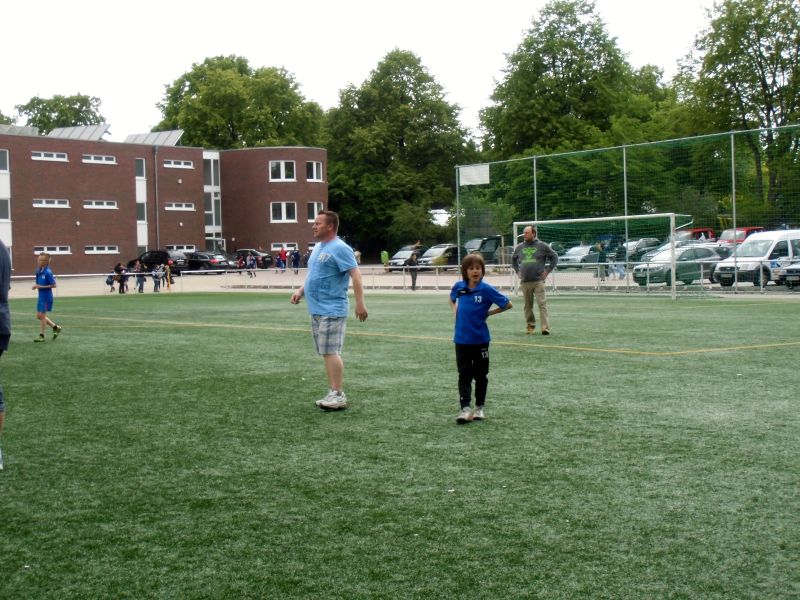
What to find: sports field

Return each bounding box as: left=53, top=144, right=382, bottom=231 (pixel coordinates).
left=1, top=292, right=798, bottom=599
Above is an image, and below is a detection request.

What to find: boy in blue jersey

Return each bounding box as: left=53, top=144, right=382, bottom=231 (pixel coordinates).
left=291, top=211, right=368, bottom=410
left=32, top=253, right=62, bottom=343
left=449, top=254, right=512, bottom=423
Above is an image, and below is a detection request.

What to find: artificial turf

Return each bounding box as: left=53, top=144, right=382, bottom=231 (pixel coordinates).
left=1, top=292, right=798, bottom=599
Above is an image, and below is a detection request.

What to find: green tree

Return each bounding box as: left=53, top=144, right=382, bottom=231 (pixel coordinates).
left=156, top=55, right=323, bottom=149
left=15, top=94, right=104, bottom=134
left=679, top=0, right=800, bottom=213
left=324, top=49, right=476, bottom=256
left=0, top=111, right=12, bottom=125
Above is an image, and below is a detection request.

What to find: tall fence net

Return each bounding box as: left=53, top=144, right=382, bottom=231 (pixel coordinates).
left=456, top=125, right=800, bottom=294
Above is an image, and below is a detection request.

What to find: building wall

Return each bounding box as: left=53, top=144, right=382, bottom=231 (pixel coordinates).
left=0, top=133, right=326, bottom=274
left=220, top=146, right=327, bottom=257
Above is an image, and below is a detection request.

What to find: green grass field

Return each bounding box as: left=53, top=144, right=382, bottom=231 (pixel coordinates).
left=1, top=292, right=798, bottom=599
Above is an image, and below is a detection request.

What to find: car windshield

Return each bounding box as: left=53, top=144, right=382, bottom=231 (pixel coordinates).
left=392, top=250, right=413, bottom=260
left=736, top=240, right=772, bottom=257
left=464, top=240, right=482, bottom=252
left=719, top=229, right=748, bottom=242
left=423, top=247, right=447, bottom=258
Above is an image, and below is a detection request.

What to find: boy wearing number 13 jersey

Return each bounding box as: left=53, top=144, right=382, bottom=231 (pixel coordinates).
left=449, top=254, right=512, bottom=424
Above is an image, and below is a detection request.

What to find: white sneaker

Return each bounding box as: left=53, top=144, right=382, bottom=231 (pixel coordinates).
left=315, top=389, right=337, bottom=407
left=472, top=406, right=485, bottom=421
left=318, top=391, right=348, bottom=411
left=456, top=406, right=473, bottom=424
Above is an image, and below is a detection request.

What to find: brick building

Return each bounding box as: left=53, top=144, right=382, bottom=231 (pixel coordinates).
left=0, top=124, right=327, bottom=274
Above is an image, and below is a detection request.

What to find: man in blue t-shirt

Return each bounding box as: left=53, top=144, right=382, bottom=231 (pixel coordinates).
left=291, top=211, right=368, bottom=411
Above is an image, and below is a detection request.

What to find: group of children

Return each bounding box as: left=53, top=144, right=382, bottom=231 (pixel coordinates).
left=106, top=262, right=172, bottom=294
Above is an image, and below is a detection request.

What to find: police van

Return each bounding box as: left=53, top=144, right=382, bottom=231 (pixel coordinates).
left=715, top=229, right=800, bottom=287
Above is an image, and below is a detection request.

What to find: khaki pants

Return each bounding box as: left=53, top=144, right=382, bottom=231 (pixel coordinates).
left=520, top=280, right=549, bottom=330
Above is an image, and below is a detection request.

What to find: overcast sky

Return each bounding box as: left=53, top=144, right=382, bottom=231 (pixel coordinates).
left=2, top=0, right=712, bottom=142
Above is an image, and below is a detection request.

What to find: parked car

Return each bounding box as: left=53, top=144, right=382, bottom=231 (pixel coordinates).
left=632, top=244, right=726, bottom=286
left=715, top=229, right=800, bottom=287
left=638, top=239, right=701, bottom=264
left=620, top=237, right=661, bottom=262
left=717, top=226, right=764, bottom=246
left=186, top=251, right=234, bottom=273
left=127, top=249, right=187, bottom=274
left=783, top=261, right=800, bottom=289
left=417, top=243, right=464, bottom=270
left=464, top=236, right=502, bottom=263
left=556, top=244, right=598, bottom=269
left=234, top=249, right=273, bottom=269
left=387, top=244, right=429, bottom=271
left=675, top=227, right=716, bottom=242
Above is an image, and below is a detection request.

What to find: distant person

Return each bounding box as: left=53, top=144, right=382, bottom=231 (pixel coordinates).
left=354, top=248, right=362, bottom=264
left=597, top=243, right=607, bottom=281
left=133, top=259, right=146, bottom=293
left=291, top=210, right=368, bottom=411
left=301, top=249, right=311, bottom=268
left=32, top=252, right=63, bottom=343
left=511, top=225, right=558, bottom=335
left=114, top=262, right=127, bottom=294
left=279, top=247, right=288, bottom=273
left=291, top=249, right=301, bottom=274
left=449, top=254, right=512, bottom=424
left=380, top=249, right=389, bottom=269
left=0, top=240, right=11, bottom=469
left=152, top=264, right=163, bottom=292
left=406, top=251, right=419, bottom=291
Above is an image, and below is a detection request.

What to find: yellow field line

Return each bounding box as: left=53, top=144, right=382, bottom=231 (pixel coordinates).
left=23, top=311, right=799, bottom=358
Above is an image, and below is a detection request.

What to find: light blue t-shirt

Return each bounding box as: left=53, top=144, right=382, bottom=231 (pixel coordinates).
left=305, top=238, right=358, bottom=317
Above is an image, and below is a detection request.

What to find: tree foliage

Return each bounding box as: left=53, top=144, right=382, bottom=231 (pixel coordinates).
left=0, top=111, right=12, bottom=125
left=15, top=94, right=104, bottom=134
left=678, top=0, right=800, bottom=209
left=324, top=49, right=476, bottom=254
left=156, top=55, right=324, bottom=149
left=480, top=0, right=679, bottom=159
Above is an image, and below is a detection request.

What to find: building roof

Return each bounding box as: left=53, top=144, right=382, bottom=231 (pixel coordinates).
left=48, top=123, right=111, bottom=140
left=0, top=124, right=40, bottom=136
left=124, top=130, right=184, bottom=146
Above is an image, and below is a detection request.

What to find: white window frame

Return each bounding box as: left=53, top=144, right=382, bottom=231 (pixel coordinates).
left=166, top=244, right=196, bottom=252
left=307, top=201, right=324, bottom=222
left=33, top=198, right=70, bottom=208
left=164, top=159, right=194, bottom=169
left=31, top=151, right=68, bottom=162
left=164, top=202, right=195, bottom=211
left=84, top=245, right=119, bottom=254
left=82, top=154, right=117, bottom=165
left=271, top=242, right=299, bottom=252
left=135, top=158, right=146, bottom=178
left=0, top=198, right=10, bottom=221
left=306, top=161, right=323, bottom=182
left=269, top=160, right=296, bottom=182
left=83, top=200, right=118, bottom=210
left=34, top=245, right=71, bottom=254
left=270, top=201, right=297, bottom=223
left=0, top=149, right=8, bottom=172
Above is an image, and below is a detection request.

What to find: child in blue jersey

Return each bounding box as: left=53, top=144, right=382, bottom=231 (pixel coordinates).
left=32, top=253, right=62, bottom=342
left=449, top=254, right=512, bottom=423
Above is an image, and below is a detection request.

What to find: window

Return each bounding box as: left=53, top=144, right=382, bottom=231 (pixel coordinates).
left=135, top=158, right=146, bottom=178
left=0, top=149, right=8, bottom=171
left=82, top=154, right=117, bottom=165
left=203, top=158, right=220, bottom=186
left=85, top=245, right=119, bottom=254
left=271, top=242, right=299, bottom=252
left=164, top=159, right=194, bottom=169
left=164, top=202, right=195, bottom=211
left=269, top=160, right=295, bottom=181
left=33, top=198, right=70, bottom=208
left=31, top=151, right=68, bottom=162
left=83, top=200, right=118, bottom=209
left=204, top=191, right=221, bottom=227
left=307, top=201, right=323, bottom=221
left=306, top=161, right=323, bottom=181
left=271, top=201, right=296, bottom=223
left=166, top=244, right=196, bottom=252
left=34, top=245, right=70, bottom=254
left=136, top=203, right=146, bottom=222
left=0, top=198, right=9, bottom=220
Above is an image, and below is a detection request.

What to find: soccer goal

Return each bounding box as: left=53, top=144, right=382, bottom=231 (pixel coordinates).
left=512, top=213, right=696, bottom=297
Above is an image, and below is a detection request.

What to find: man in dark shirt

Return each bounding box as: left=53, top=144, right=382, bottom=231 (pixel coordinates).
left=511, top=225, right=558, bottom=335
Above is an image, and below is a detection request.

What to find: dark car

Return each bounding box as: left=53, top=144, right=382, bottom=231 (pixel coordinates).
left=234, top=249, right=274, bottom=269
left=632, top=245, right=725, bottom=286
left=464, top=236, right=502, bottom=263
left=621, top=237, right=661, bottom=262
left=417, top=243, right=464, bottom=270
left=186, top=251, right=233, bottom=273
left=128, top=249, right=188, bottom=274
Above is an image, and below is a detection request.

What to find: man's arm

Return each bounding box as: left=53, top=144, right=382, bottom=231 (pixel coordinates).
left=349, top=267, right=368, bottom=321
left=290, top=284, right=304, bottom=304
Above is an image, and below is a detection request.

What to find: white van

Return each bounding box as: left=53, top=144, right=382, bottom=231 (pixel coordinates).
left=715, top=229, right=800, bottom=287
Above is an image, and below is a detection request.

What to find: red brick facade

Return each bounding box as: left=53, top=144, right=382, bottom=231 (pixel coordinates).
left=0, top=133, right=327, bottom=274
